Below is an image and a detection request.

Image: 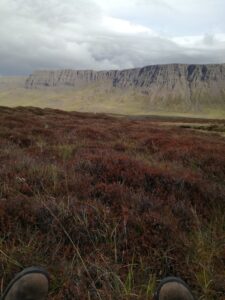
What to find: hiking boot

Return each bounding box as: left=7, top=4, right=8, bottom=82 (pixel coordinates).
left=154, top=276, right=195, bottom=300
left=1, top=267, right=49, bottom=300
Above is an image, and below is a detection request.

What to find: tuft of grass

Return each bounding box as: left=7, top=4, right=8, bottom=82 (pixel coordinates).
left=57, top=144, right=75, bottom=161
left=187, top=208, right=225, bottom=299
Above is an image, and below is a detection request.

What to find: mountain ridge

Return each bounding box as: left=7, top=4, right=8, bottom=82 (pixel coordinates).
left=24, top=63, right=225, bottom=113
left=25, top=63, right=225, bottom=89
left=1, top=64, right=225, bottom=116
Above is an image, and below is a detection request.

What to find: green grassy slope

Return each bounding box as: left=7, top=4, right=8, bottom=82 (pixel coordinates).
left=0, top=78, right=225, bottom=118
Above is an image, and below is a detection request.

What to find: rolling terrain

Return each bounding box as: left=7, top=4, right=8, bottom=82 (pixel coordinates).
left=0, top=106, right=224, bottom=299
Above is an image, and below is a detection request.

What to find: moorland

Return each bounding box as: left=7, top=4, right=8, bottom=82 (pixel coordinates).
left=0, top=106, right=225, bottom=299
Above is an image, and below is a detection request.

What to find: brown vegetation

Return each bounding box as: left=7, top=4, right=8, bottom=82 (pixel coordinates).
left=0, top=106, right=225, bottom=299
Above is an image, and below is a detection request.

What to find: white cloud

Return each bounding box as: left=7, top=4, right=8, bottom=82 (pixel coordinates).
left=172, top=34, right=225, bottom=49
left=102, top=16, right=157, bottom=35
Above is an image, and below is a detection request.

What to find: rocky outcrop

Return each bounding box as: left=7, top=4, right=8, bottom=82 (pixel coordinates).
left=25, top=64, right=225, bottom=108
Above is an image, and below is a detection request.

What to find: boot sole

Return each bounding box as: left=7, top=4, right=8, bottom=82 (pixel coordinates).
left=154, top=276, right=195, bottom=300
left=1, top=266, right=49, bottom=300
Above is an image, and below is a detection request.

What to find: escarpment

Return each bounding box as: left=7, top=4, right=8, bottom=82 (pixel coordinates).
left=25, top=64, right=225, bottom=110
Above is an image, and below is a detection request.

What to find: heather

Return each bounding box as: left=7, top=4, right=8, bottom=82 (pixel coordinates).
left=0, top=106, right=224, bottom=299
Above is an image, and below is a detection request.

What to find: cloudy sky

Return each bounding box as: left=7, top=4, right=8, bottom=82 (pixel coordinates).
left=1, top=0, right=225, bottom=75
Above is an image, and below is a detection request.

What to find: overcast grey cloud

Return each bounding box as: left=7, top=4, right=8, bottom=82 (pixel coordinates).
left=0, top=0, right=225, bottom=75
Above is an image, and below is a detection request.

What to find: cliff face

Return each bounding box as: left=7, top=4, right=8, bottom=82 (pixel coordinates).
left=25, top=69, right=116, bottom=88
left=25, top=64, right=225, bottom=109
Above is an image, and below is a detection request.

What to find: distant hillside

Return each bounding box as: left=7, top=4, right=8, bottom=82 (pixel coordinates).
left=0, top=76, right=26, bottom=89
left=25, top=64, right=225, bottom=112
left=1, top=64, right=225, bottom=118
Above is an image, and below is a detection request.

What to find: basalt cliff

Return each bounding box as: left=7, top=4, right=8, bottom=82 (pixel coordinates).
left=25, top=64, right=225, bottom=111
